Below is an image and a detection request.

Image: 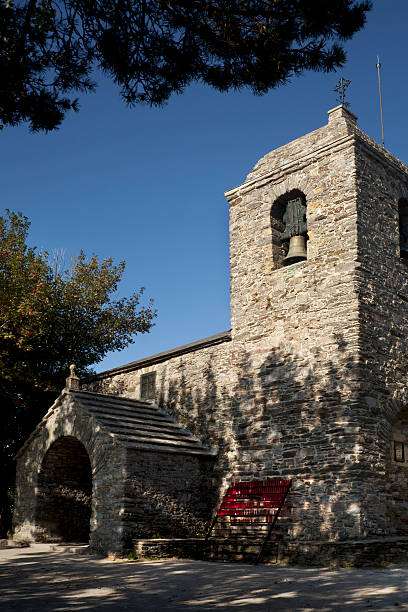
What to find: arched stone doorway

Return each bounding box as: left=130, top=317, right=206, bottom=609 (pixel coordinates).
left=34, top=436, right=92, bottom=542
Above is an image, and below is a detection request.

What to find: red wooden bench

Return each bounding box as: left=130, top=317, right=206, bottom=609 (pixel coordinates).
left=205, top=478, right=292, bottom=564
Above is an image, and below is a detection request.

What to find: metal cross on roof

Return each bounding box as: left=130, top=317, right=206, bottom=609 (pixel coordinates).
left=334, top=77, right=351, bottom=108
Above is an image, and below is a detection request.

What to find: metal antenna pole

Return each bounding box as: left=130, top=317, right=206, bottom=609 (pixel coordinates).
left=376, top=56, right=385, bottom=148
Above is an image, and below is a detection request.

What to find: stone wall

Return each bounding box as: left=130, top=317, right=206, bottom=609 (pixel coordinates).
left=86, top=339, right=237, bottom=496
left=121, top=449, right=214, bottom=546
left=352, top=133, right=408, bottom=537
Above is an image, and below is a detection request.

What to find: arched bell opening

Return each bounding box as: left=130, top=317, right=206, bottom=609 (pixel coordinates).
left=270, top=189, right=308, bottom=270
left=34, top=436, right=92, bottom=543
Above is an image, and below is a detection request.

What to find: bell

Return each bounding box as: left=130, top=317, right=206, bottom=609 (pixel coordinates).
left=283, top=235, right=307, bottom=265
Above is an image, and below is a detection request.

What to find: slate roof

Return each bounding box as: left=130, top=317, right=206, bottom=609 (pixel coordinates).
left=71, top=390, right=216, bottom=457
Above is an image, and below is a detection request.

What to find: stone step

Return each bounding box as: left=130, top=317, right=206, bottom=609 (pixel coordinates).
left=132, top=538, right=204, bottom=560
left=214, top=519, right=286, bottom=526
left=130, top=537, right=282, bottom=563
left=212, top=528, right=287, bottom=538
left=211, top=527, right=268, bottom=537
left=212, top=518, right=291, bottom=535
left=48, top=543, right=90, bottom=554
left=0, top=539, right=30, bottom=549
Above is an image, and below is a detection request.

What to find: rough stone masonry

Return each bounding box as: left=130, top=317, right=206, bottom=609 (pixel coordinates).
left=13, top=105, right=408, bottom=560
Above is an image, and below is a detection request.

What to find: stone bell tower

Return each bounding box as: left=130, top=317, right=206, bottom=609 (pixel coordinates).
left=224, top=105, right=408, bottom=546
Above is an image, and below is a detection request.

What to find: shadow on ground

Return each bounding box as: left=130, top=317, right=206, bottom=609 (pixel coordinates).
left=1, top=544, right=408, bottom=611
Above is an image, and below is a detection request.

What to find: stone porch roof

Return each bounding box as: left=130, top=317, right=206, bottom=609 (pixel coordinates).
left=16, top=389, right=216, bottom=459
left=71, top=390, right=216, bottom=457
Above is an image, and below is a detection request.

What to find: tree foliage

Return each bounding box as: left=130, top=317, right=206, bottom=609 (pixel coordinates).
left=1, top=0, right=371, bottom=131
left=0, top=210, right=155, bottom=535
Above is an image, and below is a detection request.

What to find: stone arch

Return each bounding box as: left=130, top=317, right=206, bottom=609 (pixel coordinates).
left=270, top=188, right=308, bottom=269
left=398, top=197, right=408, bottom=261
left=34, top=436, right=92, bottom=542
left=395, top=183, right=408, bottom=204
left=267, top=173, right=315, bottom=206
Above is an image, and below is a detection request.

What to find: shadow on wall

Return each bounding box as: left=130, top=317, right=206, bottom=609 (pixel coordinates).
left=15, top=331, right=408, bottom=548
left=122, top=451, right=215, bottom=544
left=157, top=334, right=407, bottom=541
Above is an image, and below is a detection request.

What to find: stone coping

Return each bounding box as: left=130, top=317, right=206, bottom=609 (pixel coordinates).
left=133, top=538, right=205, bottom=543
left=328, top=105, right=358, bottom=123
left=130, top=536, right=408, bottom=566
left=132, top=535, right=408, bottom=545
left=285, top=536, right=408, bottom=546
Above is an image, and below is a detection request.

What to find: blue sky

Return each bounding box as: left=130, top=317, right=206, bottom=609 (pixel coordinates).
left=2, top=0, right=407, bottom=373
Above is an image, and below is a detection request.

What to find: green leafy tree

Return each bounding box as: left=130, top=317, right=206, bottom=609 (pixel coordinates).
left=0, top=210, right=156, bottom=536
left=0, top=0, right=371, bottom=131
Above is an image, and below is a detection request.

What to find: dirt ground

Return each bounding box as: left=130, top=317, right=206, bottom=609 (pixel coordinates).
left=1, top=543, right=408, bottom=611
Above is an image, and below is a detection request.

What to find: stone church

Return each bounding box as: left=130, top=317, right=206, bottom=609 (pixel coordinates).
left=12, top=105, right=408, bottom=563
